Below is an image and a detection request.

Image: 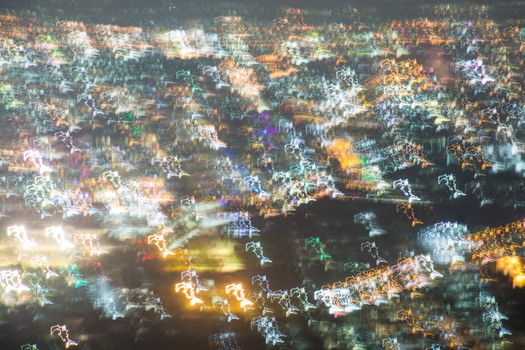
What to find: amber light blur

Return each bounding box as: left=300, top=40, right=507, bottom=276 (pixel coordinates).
left=496, top=256, right=525, bottom=288
left=326, top=139, right=361, bottom=173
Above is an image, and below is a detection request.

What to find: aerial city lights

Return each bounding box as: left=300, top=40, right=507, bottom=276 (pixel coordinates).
left=0, top=0, right=524, bottom=349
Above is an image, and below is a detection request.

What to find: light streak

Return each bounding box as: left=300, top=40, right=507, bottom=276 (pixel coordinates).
left=50, top=325, right=78, bottom=349
left=44, top=226, right=74, bottom=251
left=245, top=241, right=272, bottom=266
left=438, top=174, right=466, bottom=199
left=147, top=226, right=174, bottom=258
left=23, top=150, right=52, bottom=175
left=396, top=203, right=423, bottom=227
left=289, top=287, right=316, bottom=311
left=74, top=233, right=107, bottom=257
left=361, top=241, right=387, bottom=266
left=266, top=289, right=298, bottom=317
left=175, top=281, right=203, bottom=306
left=7, top=225, right=36, bottom=250
left=304, top=237, right=332, bottom=261
left=225, top=283, right=254, bottom=311
left=212, top=297, right=239, bottom=322
left=31, top=255, right=58, bottom=279
left=392, top=179, right=420, bottom=203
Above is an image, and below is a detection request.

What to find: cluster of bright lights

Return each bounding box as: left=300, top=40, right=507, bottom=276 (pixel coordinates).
left=104, top=28, right=150, bottom=62
left=418, top=222, right=471, bottom=265
left=151, top=155, right=189, bottom=179
left=219, top=61, right=262, bottom=102
left=251, top=275, right=316, bottom=317
left=394, top=140, right=433, bottom=169
left=157, top=29, right=219, bottom=59
left=397, top=308, right=465, bottom=349
left=55, top=188, right=96, bottom=219
left=456, top=58, right=495, bottom=86
left=315, top=68, right=366, bottom=122
left=226, top=212, right=260, bottom=238
left=467, top=218, right=525, bottom=266
left=243, top=175, right=269, bottom=198
left=447, top=143, right=492, bottom=172
left=7, top=224, right=108, bottom=262
left=23, top=175, right=56, bottom=218
left=192, top=124, right=227, bottom=150
left=0, top=269, right=30, bottom=295
left=326, top=139, right=362, bottom=173
left=250, top=316, right=285, bottom=346
left=315, top=255, right=442, bottom=316
left=175, top=281, right=204, bottom=306
left=2, top=4, right=525, bottom=348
